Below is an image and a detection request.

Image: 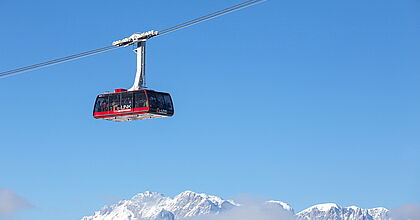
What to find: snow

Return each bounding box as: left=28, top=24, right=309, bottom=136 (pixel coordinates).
left=296, top=202, right=389, bottom=220
left=311, top=203, right=340, bottom=212
left=266, top=200, right=294, bottom=213
left=81, top=191, right=390, bottom=220
left=81, top=191, right=237, bottom=220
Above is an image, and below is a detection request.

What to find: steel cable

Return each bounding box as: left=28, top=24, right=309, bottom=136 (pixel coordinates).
left=158, top=0, right=266, bottom=35
left=0, top=46, right=118, bottom=78
left=0, top=0, right=266, bottom=79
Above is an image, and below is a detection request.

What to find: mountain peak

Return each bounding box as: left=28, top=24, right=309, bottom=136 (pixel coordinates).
left=266, top=200, right=294, bottom=213
left=135, top=191, right=164, bottom=197
left=297, top=203, right=389, bottom=220
left=311, top=203, right=341, bottom=212
left=82, top=191, right=390, bottom=220
left=82, top=191, right=236, bottom=220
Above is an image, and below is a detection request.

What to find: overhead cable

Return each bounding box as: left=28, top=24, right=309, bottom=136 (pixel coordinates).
left=0, top=0, right=267, bottom=79
left=158, top=0, right=266, bottom=36
left=0, top=46, right=118, bottom=78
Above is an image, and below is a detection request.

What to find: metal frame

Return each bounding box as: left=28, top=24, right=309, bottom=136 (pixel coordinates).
left=128, top=40, right=147, bottom=91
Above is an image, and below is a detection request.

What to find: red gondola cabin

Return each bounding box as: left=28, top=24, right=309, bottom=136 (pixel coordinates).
left=93, top=89, right=174, bottom=122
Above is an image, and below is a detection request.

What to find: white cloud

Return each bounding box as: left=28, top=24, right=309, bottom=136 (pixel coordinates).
left=0, top=188, right=33, bottom=216
left=389, top=203, right=420, bottom=220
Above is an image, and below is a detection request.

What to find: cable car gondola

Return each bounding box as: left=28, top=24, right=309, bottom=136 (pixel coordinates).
left=93, top=37, right=174, bottom=122
left=93, top=89, right=174, bottom=122
left=0, top=0, right=266, bottom=122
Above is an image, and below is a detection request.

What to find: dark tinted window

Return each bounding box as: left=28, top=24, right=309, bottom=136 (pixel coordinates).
left=94, top=95, right=109, bottom=112
left=163, top=94, right=173, bottom=111
left=121, top=92, right=133, bottom=110
left=134, top=91, right=148, bottom=108
left=148, top=92, right=158, bottom=109
left=157, top=93, right=165, bottom=109
left=109, top=94, right=120, bottom=111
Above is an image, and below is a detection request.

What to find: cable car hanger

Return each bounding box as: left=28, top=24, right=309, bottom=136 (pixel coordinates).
left=1, top=0, right=267, bottom=122
left=0, top=0, right=266, bottom=78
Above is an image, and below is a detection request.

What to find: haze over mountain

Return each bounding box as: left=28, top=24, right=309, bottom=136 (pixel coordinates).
left=81, top=191, right=393, bottom=220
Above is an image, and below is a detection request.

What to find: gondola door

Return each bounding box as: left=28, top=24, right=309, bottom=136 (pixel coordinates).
left=109, top=92, right=133, bottom=115
left=121, top=92, right=134, bottom=113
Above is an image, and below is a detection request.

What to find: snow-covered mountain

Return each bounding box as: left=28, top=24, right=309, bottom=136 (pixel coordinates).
left=81, top=191, right=390, bottom=220
left=296, top=203, right=389, bottom=220
left=267, top=200, right=295, bottom=213
left=81, top=191, right=237, bottom=220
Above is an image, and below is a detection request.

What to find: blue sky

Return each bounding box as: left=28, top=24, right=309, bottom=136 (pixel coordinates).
left=0, top=0, right=419, bottom=219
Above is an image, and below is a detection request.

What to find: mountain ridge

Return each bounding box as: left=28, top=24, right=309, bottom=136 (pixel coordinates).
left=81, top=191, right=389, bottom=220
